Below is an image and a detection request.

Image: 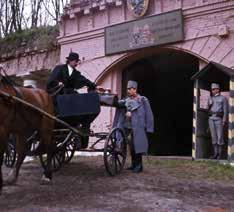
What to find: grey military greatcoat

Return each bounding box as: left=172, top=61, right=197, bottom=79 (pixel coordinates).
left=207, top=94, right=228, bottom=145
left=113, top=95, right=154, bottom=154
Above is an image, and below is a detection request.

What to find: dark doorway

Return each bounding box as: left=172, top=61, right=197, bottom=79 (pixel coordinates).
left=122, top=50, right=199, bottom=156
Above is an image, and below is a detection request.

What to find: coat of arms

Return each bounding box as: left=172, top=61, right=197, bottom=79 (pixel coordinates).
left=127, top=0, right=149, bottom=17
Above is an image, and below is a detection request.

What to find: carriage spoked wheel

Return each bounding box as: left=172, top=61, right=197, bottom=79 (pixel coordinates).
left=63, top=136, right=80, bottom=163
left=4, top=142, right=16, bottom=168
left=104, top=128, right=127, bottom=176
left=39, top=145, right=65, bottom=172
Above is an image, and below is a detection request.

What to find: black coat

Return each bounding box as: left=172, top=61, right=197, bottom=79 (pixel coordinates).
left=46, top=64, right=96, bottom=94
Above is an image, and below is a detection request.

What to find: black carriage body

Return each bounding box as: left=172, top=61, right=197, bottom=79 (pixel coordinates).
left=56, top=93, right=101, bottom=126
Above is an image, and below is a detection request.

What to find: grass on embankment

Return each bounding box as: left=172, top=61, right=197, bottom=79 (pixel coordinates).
left=147, top=158, right=234, bottom=183
left=0, top=25, right=59, bottom=57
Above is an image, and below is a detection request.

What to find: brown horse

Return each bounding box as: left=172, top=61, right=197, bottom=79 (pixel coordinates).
left=0, top=72, right=55, bottom=194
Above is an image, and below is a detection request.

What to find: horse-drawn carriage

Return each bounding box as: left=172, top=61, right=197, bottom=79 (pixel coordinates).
left=4, top=91, right=127, bottom=176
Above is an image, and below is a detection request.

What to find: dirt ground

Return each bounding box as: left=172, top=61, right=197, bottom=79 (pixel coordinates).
left=0, top=156, right=234, bottom=212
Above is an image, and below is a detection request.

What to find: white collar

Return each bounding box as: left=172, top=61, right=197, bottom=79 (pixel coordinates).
left=67, top=64, right=73, bottom=76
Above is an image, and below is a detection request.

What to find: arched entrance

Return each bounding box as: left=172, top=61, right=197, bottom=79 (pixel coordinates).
left=122, top=50, right=199, bottom=156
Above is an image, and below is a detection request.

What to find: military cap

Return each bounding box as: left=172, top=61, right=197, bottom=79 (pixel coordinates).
left=211, top=83, right=220, bottom=89
left=127, top=80, right=138, bottom=89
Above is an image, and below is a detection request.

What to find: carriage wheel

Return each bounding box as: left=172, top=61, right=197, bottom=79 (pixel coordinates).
left=104, top=128, right=127, bottom=176
left=64, top=136, right=79, bottom=163
left=4, top=143, right=16, bottom=168
left=39, top=146, right=65, bottom=172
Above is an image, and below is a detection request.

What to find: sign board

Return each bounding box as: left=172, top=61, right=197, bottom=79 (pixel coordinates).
left=105, top=9, right=184, bottom=55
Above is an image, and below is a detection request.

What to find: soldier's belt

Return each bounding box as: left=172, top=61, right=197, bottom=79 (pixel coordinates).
left=208, top=111, right=224, bottom=118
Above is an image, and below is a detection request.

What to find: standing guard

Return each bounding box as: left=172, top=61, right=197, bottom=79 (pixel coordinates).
left=207, top=83, right=228, bottom=159
left=113, top=80, right=154, bottom=173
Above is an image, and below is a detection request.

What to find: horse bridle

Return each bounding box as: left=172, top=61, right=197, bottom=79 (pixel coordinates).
left=47, top=84, right=65, bottom=96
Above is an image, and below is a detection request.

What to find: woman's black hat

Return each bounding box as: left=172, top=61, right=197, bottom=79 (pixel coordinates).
left=66, top=52, right=80, bottom=61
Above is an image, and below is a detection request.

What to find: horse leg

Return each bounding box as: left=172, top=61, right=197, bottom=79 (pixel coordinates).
left=0, top=128, right=8, bottom=194
left=41, top=132, right=54, bottom=184
left=5, top=135, right=27, bottom=185
left=41, top=144, right=54, bottom=184
left=40, top=113, right=55, bottom=184
left=0, top=147, right=5, bottom=194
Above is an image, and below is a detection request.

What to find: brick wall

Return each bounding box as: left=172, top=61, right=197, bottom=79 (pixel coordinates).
left=57, top=0, right=234, bottom=145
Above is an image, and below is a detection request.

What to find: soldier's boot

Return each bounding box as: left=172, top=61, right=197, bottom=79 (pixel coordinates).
left=132, top=154, right=143, bottom=173
left=210, top=144, right=218, bottom=159
left=126, top=155, right=136, bottom=170
left=217, top=145, right=223, bottom=160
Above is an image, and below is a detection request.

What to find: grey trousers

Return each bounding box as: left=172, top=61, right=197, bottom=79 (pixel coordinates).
left=208, top=118, right=224, bottom=145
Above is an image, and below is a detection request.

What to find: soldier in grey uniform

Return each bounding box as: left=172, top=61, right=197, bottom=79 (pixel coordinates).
left=207, top=83, right=228, bottom=159
left=113, top=80, right=154, bottom=173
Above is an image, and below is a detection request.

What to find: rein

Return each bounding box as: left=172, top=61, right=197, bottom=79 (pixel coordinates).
left=0, top=88, right=83, bottom=136
left=0, top=68, right=84, bottom=136
left=47, top=84, right=64, bottom=96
